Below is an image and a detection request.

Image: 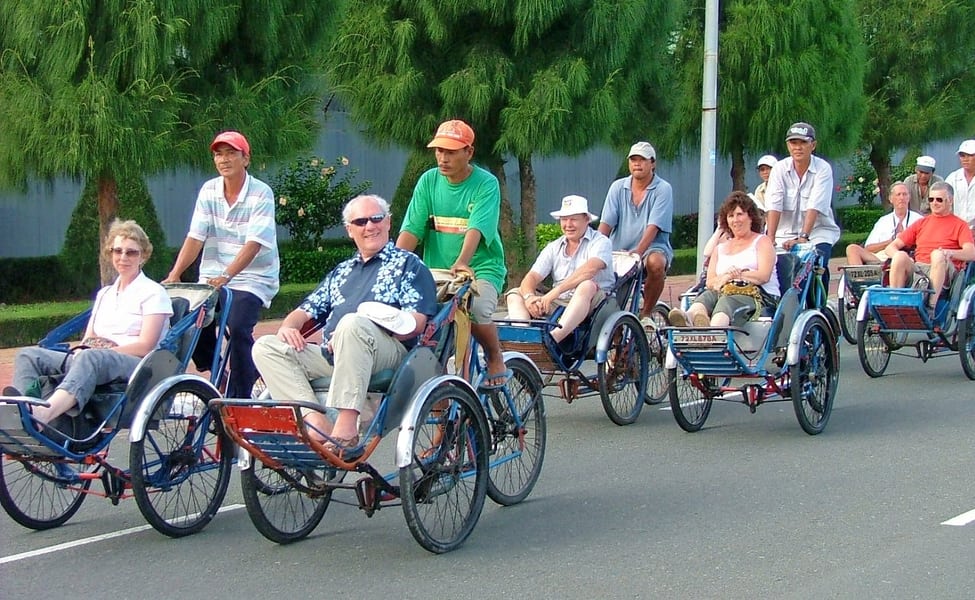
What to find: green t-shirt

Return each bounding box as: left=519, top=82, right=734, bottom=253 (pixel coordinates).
left=401, top=165, right=507, bottom=293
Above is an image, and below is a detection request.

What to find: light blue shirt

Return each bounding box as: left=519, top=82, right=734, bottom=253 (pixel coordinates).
left=530, top=227, right=616, bottom=297
left=600, top=175, right=674, bottom=261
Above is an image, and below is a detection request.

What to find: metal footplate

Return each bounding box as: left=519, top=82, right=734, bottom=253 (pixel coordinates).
left=0, top=400, right=64, bottom=457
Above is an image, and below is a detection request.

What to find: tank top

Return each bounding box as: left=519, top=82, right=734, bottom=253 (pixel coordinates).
left=715, top=235, right=780, bottom=297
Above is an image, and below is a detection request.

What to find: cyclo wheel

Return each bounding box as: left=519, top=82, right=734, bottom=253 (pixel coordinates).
left=644, top=324, right=669, bottom=405
left=484, top=356, right=546, bottom=506
left=790, top=314, right=839, bottom=435
left=838, top=296, right=857, bottom=345
left=650, top=302, right=671, bottom=328
left=668, top=368, right=713, bottom=432
left=0, top=455, right=91, bottom=530
left=130, top=379, right=233, bottom=538
left=401, top=380, right=489, bottom=554
left=856, top=318, right=890, bottom=378
left=957, top=312, right=975, bottom=380
left=598, top=314, right=650, bottom=425
left=240, top=460, right=331, bottom=544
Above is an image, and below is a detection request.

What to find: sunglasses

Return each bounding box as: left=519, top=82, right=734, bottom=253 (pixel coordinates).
left=348, top=213, right=387, bottom=227
left=928, top=197, right=948, bottom=204
left=110, top=247, right=141, bottom=257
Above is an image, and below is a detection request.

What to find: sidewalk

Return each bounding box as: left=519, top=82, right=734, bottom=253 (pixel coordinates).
left=0, top=259, right=845, bottom=385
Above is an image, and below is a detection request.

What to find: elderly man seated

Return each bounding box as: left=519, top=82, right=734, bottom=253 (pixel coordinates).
left=252, top=194, right=437, bottom=458
left=884, top=182, right=975, bottom=319
left=846, top=181, right=923, bottom=265
left=506, top=195, right=614, bottom=352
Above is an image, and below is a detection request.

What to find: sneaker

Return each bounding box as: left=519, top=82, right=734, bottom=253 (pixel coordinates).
left=640, top=315, right=656, bottom=331
left=668, top=308, right=689, bottom=327
left=692, top=313, right=711, bottom=327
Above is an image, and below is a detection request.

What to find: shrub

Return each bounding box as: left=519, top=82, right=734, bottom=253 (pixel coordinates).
left=278, top=240, right=355, bottom=284
left=838, top=148, right=879, bottom=207
left=60, top=176, right=172, bottom=295
left=672, top=213, right=699, bottom=249
left=270, top=155, right=370, bottom=251
left=836, top=207, right=885, bottom=234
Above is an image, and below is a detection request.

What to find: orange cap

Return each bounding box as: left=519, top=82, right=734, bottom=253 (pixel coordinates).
left=426, top=120, right=475, bottom=150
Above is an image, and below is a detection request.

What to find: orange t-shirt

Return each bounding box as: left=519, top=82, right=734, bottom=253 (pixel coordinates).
left=898, top=214, right=974, bottom=267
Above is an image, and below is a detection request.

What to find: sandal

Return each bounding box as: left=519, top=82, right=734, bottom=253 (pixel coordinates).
left=323, top=434, right=362, bottom=460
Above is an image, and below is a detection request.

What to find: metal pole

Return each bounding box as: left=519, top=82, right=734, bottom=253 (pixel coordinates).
left=696, top=0, right=719, bottom=273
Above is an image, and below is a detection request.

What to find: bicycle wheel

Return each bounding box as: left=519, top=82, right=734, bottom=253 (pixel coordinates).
left=484, top=356, right=546, bottom=506
left=668, top=368, right=712, bottom=432
left=838, top=296, right=857, bottom=345
left=790, top=314, right=838, bottom=435
left=598, top=314, right=649, bottom=425
left=240, top=461, right=331, bottom=544
left=644, top=325, right=669, bottom=405
left=957, top=312, right=975, bottom=380
left=401, top=381, right=489, bottom=554
left=130, top=379, right=232, bottom=538
left=856, top=318, right=890, bottom=378
left=651, top=302, right=671, bottom=328
left=0, top=455, right=90, bottom=530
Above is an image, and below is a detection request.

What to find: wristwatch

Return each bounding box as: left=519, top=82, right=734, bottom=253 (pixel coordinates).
left=220, top=270, right=233, bottom=280
left=797, top=232, right=810, bottom=241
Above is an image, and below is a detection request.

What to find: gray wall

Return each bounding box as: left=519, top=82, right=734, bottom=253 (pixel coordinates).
left=0, top=109, right=967, bottom=258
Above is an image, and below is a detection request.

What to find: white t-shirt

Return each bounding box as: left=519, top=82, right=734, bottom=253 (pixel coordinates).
left=864, top=210, right=924, bottom=246
left=89, top=272, right=173, bottom=347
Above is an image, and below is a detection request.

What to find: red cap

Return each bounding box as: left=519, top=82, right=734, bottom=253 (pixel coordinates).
left=210, top=131, right=250, bottom=156
left=426, top=120, right=475, bottom=150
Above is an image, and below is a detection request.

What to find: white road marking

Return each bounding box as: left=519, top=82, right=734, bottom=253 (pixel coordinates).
left=0, top=504, right=244, bottom=565
left=941, top=508, right=975, bottom=526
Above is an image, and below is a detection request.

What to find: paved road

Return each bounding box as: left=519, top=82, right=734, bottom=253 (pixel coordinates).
left=2, top=342, right=973, bottom=599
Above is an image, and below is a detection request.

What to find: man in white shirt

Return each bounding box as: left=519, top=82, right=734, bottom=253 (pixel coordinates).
left=764, top=122, right=842, bottom=286
left=845, top=182, right=923, bottom=265
left=945, top=139, right=975, bottom=229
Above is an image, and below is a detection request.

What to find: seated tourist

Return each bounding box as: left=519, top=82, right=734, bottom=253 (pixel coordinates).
left=506, top=195, right=614, bottom=351
left=846, top=182, right=922, bottom=265
left=670, top=192, right=779, bottom=327
left=251, top=194, right=437, bottom=458
left=5, top=220, right=173, bottom=426
left=884, top=182, right=975, bottom=318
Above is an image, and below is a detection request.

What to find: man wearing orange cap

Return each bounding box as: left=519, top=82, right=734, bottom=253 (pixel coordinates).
left=164, top=131, right=280, bottom=398
left=397, top=119, right=509, bottom=388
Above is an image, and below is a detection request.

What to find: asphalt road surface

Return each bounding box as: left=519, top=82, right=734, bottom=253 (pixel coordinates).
left=2, top=345, right=974, bottom=599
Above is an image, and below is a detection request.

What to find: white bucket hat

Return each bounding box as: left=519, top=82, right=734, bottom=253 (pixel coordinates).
left=550, top=195, right=597, bottom=221
left=357, top=302, right=417, bottom=336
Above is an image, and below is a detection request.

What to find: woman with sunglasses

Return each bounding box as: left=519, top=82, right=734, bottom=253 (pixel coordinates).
left=4, top=219, right=173, bottom=427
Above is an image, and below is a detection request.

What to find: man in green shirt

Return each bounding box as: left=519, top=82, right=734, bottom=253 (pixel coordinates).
left=397, top=119, right=508, bottom=387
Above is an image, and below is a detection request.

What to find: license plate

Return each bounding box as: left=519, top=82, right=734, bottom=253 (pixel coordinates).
left=672, top=331, right=727, bottom=346
left=843, top=266, right=882, bottom=282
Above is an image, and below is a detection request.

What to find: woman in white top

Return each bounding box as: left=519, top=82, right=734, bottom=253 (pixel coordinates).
left=670, top=192, right=779, bottom=327
left=7, top=220, right=173, bottom=426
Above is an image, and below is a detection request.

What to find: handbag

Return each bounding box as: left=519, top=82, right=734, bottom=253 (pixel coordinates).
left=719, top=279, right=764, bottom=302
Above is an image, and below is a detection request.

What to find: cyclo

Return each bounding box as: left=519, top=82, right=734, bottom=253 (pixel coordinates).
left=836, top=263, right=887, bottom=345
left=855, top=259, right=975, bottom=379
left=664, top=244, right=840, bottom=435
left=0, top=284, right=234, bottom=536
left=495, top=251, right=668, bottom=426
left=207, top=276, right=546, bottom=553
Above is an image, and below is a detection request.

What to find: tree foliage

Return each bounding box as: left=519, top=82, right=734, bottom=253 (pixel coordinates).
left=856, top=0, right=975, bottom=205
left=665, top=0, right=866, bottom=190
left=326, top=0, right=679, bottom=278
left=0, top=1, right=343, bottom=282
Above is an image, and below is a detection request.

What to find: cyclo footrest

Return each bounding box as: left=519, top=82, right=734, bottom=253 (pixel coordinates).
left=0, top=402, right=64, bottom=457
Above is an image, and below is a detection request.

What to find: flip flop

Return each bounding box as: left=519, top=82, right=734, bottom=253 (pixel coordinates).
left=323, top=434, right=363, bottom=461
left=478, top=368, right=512, bottom=391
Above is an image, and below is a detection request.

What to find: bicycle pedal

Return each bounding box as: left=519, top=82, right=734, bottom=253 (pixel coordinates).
left=354, top=477, right=379, bottom=516
left=557, top=378, right=579, bottom=403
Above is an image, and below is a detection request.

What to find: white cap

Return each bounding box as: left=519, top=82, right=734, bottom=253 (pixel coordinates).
left=756, top=155, right=777, bottom=168
left=957, top=140, right=975, bottom=155
left=550, top=195, right=598, bottom=221
left=356, top=302, right=417, bottom=336
left=915, top=155, right=936, bottom=173
left=627, top=141, right=655, bottom=160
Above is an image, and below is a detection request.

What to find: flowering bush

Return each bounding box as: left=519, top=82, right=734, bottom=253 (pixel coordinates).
left=270, top=156, right=370, bottom=250
left=838, top=148, right=879, bottom=207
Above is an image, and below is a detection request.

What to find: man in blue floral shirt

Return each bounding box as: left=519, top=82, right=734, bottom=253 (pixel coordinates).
left=252, top=194, right=437, bottom=456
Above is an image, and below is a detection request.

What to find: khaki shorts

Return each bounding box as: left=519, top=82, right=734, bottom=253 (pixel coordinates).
left=505, top=287, right=607, bottom=316
left=913, top=262, right=959, bottom=289
left=470, top=279, right=499, bottom=324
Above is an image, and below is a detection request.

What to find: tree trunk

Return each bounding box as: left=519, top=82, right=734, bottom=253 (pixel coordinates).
left=486, top=159, right=520, bottom=288
left=730, top=144, right=746, bottom=192
left=96, top=175, right=120, bottom=285
left=518, top=155, right=537, bottom=261
left=869, top=145, right=892, bottom=209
